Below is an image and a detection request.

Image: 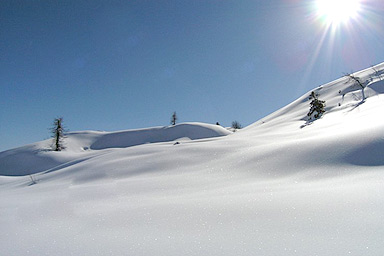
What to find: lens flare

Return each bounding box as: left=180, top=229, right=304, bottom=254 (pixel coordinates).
left=315, top=0, right=361, bottom=26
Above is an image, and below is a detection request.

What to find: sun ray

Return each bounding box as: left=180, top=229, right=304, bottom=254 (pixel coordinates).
left=297, top=23, right=332, bottom=93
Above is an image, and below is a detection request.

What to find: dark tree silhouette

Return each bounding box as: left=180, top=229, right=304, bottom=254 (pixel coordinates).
left=307, top=91, right=325, bottom=120
left=170, top=112, right=177, bottom=126
left=51, top=117, right=66, bottom=151
left=231, top=121, right=242, bottom=129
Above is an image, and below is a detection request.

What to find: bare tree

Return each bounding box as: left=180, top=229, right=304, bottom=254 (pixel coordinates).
left=51, top=117, right=66, bottom=151
left=371, top=65, right=382, bottom=81
left=344, top=73, right=366, bottom=102
left=170, top=112, right=177, bottom=126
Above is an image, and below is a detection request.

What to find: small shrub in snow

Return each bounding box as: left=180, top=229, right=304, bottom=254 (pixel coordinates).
left=231, top=121, right=242, bottom=129
left=307, top=91, right=325, bottom=120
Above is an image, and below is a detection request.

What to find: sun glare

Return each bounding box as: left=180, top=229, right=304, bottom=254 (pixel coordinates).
left=316, top=0, right=361, bottom=26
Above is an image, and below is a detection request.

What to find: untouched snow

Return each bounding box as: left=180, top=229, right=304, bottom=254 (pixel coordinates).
left=0, top=122, right=231, bottom=176
left=1, top=64, right=384, bottom=255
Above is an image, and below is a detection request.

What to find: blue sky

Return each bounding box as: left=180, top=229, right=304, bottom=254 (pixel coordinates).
left=1, top=0, right=384, bottom=151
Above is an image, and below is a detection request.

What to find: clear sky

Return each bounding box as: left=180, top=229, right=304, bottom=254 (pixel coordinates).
left=1, top=0, right=384, bottom=152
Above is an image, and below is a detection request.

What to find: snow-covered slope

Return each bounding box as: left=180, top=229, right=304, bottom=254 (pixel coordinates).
left=1, top=64, right=384, bottom=256
left=0, top=122, right=231, bottom=176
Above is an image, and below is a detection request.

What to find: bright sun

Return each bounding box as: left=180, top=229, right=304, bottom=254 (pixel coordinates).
left=316, top=0, right=361, bottom=26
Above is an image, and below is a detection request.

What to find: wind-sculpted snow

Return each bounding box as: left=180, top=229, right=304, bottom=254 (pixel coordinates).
left=0, top=122, right=231, bottom=176
left=1, top=64, right=384, bottom=255
left=345, top=138, right=384, bottom=166
left=0, top=146, right=62, bottom=176
left=90, top=122, right=231, bottom=150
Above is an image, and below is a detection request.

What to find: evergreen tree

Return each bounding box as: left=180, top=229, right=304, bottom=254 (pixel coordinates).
left=51, top=117, right=65, bottom=151
left=307, top=91, right=325, bottom=120
left=170, top=112, right=177, bottom=126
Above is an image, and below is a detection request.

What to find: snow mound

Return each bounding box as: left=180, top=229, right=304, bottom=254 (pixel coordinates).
left=89, top=122, right=231, bottom=150
left=0, top=122, right=231, bottom=176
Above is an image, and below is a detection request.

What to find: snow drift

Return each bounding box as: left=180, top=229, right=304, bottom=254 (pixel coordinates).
left=0, top=122, right=231, bottom=176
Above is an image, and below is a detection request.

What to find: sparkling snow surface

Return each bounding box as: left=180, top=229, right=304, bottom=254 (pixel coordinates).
left=1, top=64, right=384, bottom=255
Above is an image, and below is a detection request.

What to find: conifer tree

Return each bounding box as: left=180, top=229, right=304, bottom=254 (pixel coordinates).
left=51, top=117, right=65, bottom=151
left=170, top=112, right=177, bottom=126
left=307, top=91, right=325, bottom=120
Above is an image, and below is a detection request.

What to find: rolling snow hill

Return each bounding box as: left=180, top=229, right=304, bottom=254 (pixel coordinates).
left=0, top=122, right=231, bottom=176
left=1, top=63, right=384, bottom=256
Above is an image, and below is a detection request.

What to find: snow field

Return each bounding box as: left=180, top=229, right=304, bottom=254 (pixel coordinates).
left=1, top=63, right=384, bottom=255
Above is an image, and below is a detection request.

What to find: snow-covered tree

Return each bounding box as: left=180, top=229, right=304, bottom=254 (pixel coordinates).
left=51, top=117, right=66, bottom=151
left=307, top=91, right=325, bottom=120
